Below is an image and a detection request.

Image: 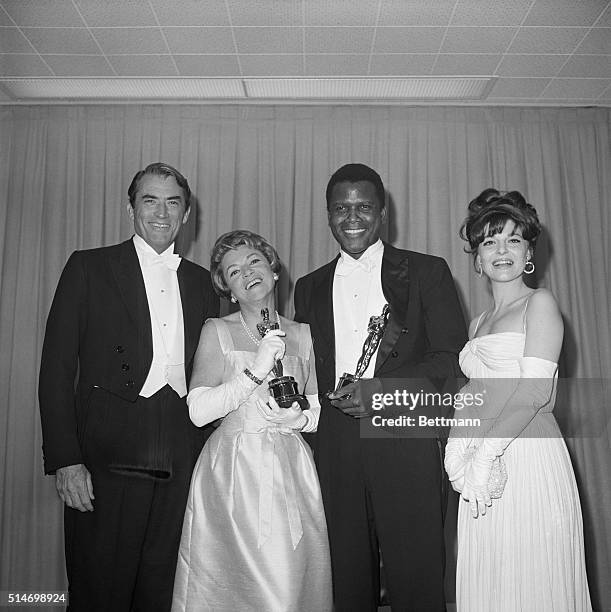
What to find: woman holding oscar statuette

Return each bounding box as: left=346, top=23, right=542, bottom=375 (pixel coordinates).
left=444, top=189, right=592, bottom=611
left=171, top=230, right=331, bottom=612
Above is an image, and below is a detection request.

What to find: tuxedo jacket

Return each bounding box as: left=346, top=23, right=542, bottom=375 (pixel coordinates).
left=38, top=239, right=219, bottom=475
left=294, top=243, right=466, bottom=427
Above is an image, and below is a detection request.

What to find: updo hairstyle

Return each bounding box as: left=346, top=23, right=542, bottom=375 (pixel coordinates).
left=210, top=230, right=281, bottom=299
left=460, top=188, right=541, bottom=256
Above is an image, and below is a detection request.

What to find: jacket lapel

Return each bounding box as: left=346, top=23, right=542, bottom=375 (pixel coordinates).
left=375, top=244, right=410, bottom=372
left=111, top=239, right=153, bottom=363
left=313, top=257, right=339, bottom=366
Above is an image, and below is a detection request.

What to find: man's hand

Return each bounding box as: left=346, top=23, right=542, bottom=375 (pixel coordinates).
left=329, top=378, right=383, bottom=418
left=55, top=463, right=94, bottom=512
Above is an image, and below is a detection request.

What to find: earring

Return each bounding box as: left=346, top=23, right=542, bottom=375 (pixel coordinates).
left=230, top=295, right=237, bottom=303
left=476, top=261, right=483, bottom=278
left=273, top=274, right=279, bottom=281
left=524, top=261, right=535, bottom=275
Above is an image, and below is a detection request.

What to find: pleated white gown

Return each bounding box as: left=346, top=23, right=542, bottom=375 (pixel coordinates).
left=455, top=332, right=592, bottom=612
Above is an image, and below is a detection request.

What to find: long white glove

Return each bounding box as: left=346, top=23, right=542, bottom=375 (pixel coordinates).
left=188, top=329, right=287, bottom=427
left=460, top=356, right=556, bottom=516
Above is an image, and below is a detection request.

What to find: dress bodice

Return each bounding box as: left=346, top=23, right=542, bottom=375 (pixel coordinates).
left=460, top=332, right=526, bottom=379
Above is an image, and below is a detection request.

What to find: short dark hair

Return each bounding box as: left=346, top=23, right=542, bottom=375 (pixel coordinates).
left=210, top=230, right=282, bottom=299
left=460, top=188, right=541, bottom=255
left=325, top=163, right=386, bottom=209
left=127, top=162, right=191, bottom=208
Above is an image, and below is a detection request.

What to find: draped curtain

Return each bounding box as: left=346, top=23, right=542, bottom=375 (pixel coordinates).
left=0, top=105, right=609, bottom=610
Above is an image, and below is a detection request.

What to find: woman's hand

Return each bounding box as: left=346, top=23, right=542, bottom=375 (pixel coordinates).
left=256, top=396, right=307, bottom=430
left=251, top=329, right=286, bottom=379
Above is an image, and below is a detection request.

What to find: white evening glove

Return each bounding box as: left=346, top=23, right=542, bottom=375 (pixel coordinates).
left=444, top=436, right=471, bottom=493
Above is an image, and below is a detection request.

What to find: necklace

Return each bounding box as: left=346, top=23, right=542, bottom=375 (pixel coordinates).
left=239, top=310, right=280, bottom=346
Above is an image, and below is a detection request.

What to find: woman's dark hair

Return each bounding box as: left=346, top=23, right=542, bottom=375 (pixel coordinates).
left=210, top=230, right=281, bottom=299
left=460, top=188, right=541, bottom=255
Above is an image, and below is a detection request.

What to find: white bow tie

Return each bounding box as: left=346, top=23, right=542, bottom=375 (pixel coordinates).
left=142, top=251, right=181, bottom=271
left=335, top=253, right=373, bottom=276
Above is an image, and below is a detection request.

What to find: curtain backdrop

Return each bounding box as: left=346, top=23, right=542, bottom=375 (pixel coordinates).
left=1, top=105, right=609, bottom=610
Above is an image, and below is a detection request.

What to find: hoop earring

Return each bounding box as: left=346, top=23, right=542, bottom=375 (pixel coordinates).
left=524, top=261, right=535, bottom=275
left=230, top=295, right=237, bottom=303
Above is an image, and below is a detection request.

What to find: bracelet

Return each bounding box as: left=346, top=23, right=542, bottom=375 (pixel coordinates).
left=243, top=368, right=264, bottom=386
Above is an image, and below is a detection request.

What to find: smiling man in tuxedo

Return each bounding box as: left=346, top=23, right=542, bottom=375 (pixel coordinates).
left=39, top=163, right=219, bottom=611
left=294, top=163, right=466, bottom=611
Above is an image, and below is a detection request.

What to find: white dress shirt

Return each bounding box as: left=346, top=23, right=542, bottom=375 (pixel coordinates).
left=333, top=239, right=387, bottom=387
left=133, top=235, right=187, bottom=398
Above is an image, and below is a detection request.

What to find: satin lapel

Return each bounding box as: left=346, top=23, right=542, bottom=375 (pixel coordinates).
left=177, top=262, right=199, bottom=365
left=375, top=245, right=410, bottom=372
left=111, top=240, right=153, bottom=360
left=312, top=257, right=339, bottom=364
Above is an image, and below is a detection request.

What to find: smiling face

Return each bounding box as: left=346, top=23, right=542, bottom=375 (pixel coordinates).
left=221, top=245, right=275, bottom=304
left=476, top=219, right=532, bottom=282
left=127, top=174, right=190, bottom=254
left=327, top=180, right=386, bottom=260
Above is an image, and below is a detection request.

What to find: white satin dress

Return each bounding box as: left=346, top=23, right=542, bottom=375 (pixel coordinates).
left=171, top=319, right=332, bottom=612
left=454, top=331, right=592, bottom=611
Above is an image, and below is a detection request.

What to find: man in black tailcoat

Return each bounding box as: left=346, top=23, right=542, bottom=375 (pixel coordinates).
left=39, top=163, right=219, bottom=611
left=294, top=163, right=466, bottom=611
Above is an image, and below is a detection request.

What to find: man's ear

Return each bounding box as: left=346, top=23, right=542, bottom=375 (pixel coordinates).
left=126, top=202, right=134, bottom=221
left=182, top=206, right=191, bottom=225
left=380, top=204, right=388, bottom=223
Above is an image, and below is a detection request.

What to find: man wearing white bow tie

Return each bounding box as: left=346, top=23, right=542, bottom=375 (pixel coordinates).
left=39, top=163, right=219, bottom=611
left=295, top=163, right=466, bottom=611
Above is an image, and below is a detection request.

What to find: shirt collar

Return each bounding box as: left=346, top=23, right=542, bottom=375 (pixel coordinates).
left=336, top=239, right=384, bottom=275
left=133, top=234, right=175, bottom=258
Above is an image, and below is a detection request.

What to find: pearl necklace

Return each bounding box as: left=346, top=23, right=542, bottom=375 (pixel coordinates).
left=239, top=310, right=280, bottom=346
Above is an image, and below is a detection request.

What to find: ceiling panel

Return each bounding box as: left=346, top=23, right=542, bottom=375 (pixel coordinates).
left=305, top=54, right=371, bottom=76
left=372, top=27, right=445, bottom=54
left=559, top=55, right=611, bottom=77
left=108, top=54, right=178, bottom=77
left=378, top=0, right=456, bottom=27
left=541, top=77, right=610, bottom=98
left=75, top=0, right=157, bottom=27
left=22, top=27, right=100, bottom=55
left=508, top=26, right=588, bottom=54
left=0, top=0, right=609, bottom=105
left=450, top=0, right=532, bottom=26
left=304, top=0, right=378, bottom=26
left=305, top=27, right=374, bottom=54
left=149, top=0, right=230, bottom=27
left=226, top=0, right=302, bottom=27
left=235, top=27, right=302, bottom=54
left=440, top=27, right=517, bottom=54
left=240, top=54, right=303, bottom=77
left=523, top=0, right=608, bottom=26
left=0, top=0, right=84, bottom=27
left=369, top=54, right=436, bottom=75
left=496, top=54, right=569, bottom=77
left=0, top=27, right=34, bottom=53
left=488, top=77, right=550, bottom=98
left=163, top=27, right=235, bottom=55
left=433, top=54, right=501, bottom=75
left=92, top=27, right=169, bottom=55
left=43, top=54, right=114, bottom=77
left=575, top=28, right=611, bottom=54
left=173, top=54, right=241, bottom=76
left=0, top=53, right=52, bottom=76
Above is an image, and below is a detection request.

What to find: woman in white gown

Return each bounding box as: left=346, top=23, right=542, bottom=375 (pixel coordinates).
left=171, top=230, right=332, bottom=612
left=445, top=189, right=592, bottom=611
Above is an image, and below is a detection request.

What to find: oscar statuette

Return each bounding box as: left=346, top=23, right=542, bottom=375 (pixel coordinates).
left=256, top=308, right=307, bottom=409
left=331, top=304, right=391, bottom=396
